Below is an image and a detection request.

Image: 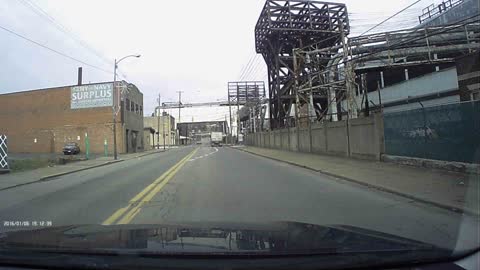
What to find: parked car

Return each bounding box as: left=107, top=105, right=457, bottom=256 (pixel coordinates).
left=63, top=142, right=80, bottom=155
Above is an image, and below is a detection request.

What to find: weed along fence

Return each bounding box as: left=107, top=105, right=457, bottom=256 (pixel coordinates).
left=245, top=113, right=385, bottom=161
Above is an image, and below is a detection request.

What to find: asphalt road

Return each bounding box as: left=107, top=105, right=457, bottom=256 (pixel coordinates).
left=0, top=146, right=478, bottom=251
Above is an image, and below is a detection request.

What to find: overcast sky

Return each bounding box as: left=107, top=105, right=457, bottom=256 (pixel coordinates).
left=0, top=0, right=438, bottom=121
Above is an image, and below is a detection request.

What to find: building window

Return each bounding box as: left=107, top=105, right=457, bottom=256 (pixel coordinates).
left=473, top=92, right=480, bottom=101
left=131, top=101, right=134, bottom=112
left=135, top=104, right=139, bottom=114
left=126, top=98, right=130, bottom=111
left=140, top=106, right=143, bottom=115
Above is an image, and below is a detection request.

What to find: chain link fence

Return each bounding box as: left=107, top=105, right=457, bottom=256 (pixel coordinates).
left=0, top=135, right=10, bottom=172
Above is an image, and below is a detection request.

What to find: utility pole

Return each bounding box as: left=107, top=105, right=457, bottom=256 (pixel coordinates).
left=236, top=86, right=240, bottom=144
left=225, top=114, right=228, bottom=134
left=177, top=91, right=183, bottom=123
left=253, top=107, right=256, bottom=133
left=293, top=48, right=301, bottom=148
left=177, top=91, right=184, bottom=145
left=162, top=106, right=166, bottom=150
left=237, top=109, right=240, bottom=144
left=111, top=54, right=140, bottom=160
left=112, top=59, right=118, bottom=160
left=228, top=105, right=232, bottom=144
left=157, top=93, right=161, bottom=150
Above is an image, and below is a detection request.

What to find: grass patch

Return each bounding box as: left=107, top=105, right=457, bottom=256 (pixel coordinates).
left=8, top=159, right=54, bottom=173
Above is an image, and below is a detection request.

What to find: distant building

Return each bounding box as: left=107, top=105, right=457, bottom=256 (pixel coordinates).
left=143, top=127, right=155, bottom=151
left=177, top=121, right=228, bottom=145
left=0, top=81, right=144, bottom=154
left=143, top=112, right=176, bottom=148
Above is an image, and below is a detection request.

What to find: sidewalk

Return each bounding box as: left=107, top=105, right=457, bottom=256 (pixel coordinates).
left=0, top=149, right=165, bottom=191
left=233, top=146, right=479, bottom=216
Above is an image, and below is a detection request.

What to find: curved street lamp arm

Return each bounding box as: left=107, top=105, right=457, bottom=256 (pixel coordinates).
left=117, top=54, right=141, bottom=65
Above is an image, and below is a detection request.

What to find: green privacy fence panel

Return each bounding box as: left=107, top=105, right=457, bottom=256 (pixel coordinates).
left=384, top=101, right=480, bottom=163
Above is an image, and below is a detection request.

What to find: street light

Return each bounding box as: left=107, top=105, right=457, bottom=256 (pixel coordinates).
left=112, top=54, right=141, bottom=160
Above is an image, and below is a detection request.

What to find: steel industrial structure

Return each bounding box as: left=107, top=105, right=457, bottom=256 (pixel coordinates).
left=255, top=0, right=349, bottom=129
left=160, top=101, right=230, bottom=109
left=297, top=16, right=480, bottom=119
left=255, top=0, right=480, bottom=130
left=157, top=82, right=266, bottom=143
left=227, top=81, right=266, bottom=141
left=418, top=0, right=463, bottom=24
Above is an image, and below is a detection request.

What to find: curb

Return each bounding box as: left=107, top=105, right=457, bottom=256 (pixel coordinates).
left=127, top=150, right=166, bottom=160
left=382, top=154, right=480, bottom=175
left=230, top=146, right=478, bottom=216
left=0, top=160, right=124, bottom=191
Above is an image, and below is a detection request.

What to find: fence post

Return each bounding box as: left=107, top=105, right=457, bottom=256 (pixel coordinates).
left=0, top=135, right=10, bottom=173
left=308, top=117, right=313, bottom=153
left=324, top=120, right=329, bottom=153
left=273, top=130, right=276, bottom=149
left=346, top=116, right=351, bottom=157
left=374, top=113, right=385, bottom=160
left=419, top=102, right=428, bottom=159
left=287, top=119, right=291, bottom=151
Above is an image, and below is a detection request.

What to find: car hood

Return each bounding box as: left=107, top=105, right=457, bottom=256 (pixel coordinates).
left=0, top=221, right=442, bottom=256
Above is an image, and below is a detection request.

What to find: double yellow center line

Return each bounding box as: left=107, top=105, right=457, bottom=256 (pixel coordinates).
left=102, top=148, right=198, bottom=225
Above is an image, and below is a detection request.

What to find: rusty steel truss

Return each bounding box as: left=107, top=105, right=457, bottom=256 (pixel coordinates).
left=255, top=0, right=349, bottom=129
left=227, top=81, right=266, bottom=141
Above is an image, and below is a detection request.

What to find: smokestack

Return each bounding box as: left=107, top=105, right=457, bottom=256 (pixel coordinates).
left=77, top=67, right=83, bottom=85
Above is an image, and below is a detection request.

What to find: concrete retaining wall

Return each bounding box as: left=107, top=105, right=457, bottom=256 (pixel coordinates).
left=245, top=114, right=385, bottom=161
left=326, top=121, right=348, bottom=156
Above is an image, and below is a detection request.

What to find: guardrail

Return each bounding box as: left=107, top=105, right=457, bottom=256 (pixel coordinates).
left=419, top=0, right=463, bottom=24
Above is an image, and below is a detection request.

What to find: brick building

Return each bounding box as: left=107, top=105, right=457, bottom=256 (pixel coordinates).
left=0, top=81, right=144, bottom=154
left=143, top=112, right=176, bottom=149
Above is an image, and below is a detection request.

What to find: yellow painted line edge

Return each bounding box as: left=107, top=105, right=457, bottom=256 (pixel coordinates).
left=116, top=148, right=198, bottom=224
left=128, top=150, right=194, bottom=203
left=101, top=148, right=198, bottom=225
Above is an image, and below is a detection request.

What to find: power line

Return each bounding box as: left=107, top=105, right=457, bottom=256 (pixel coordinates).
left=358, top=0, right=423, bottom=36
left=19, top=0, right=114, bottom=68
left=16, top=0, right=131, bottom=80
left=301, top=1, right=424, bottom=50
left=347, top=14, right=480, bottom=65
left=237, top=46, right=257, bottom=79
left=241, top=54, right=261, bottom=80
left=254, top=66, right=268, bottom=81
left=244, top=59, right=264, bottom=80
left=239, top=53, right=258, bottom=80
left=0, top=24, right=112, bottom=74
